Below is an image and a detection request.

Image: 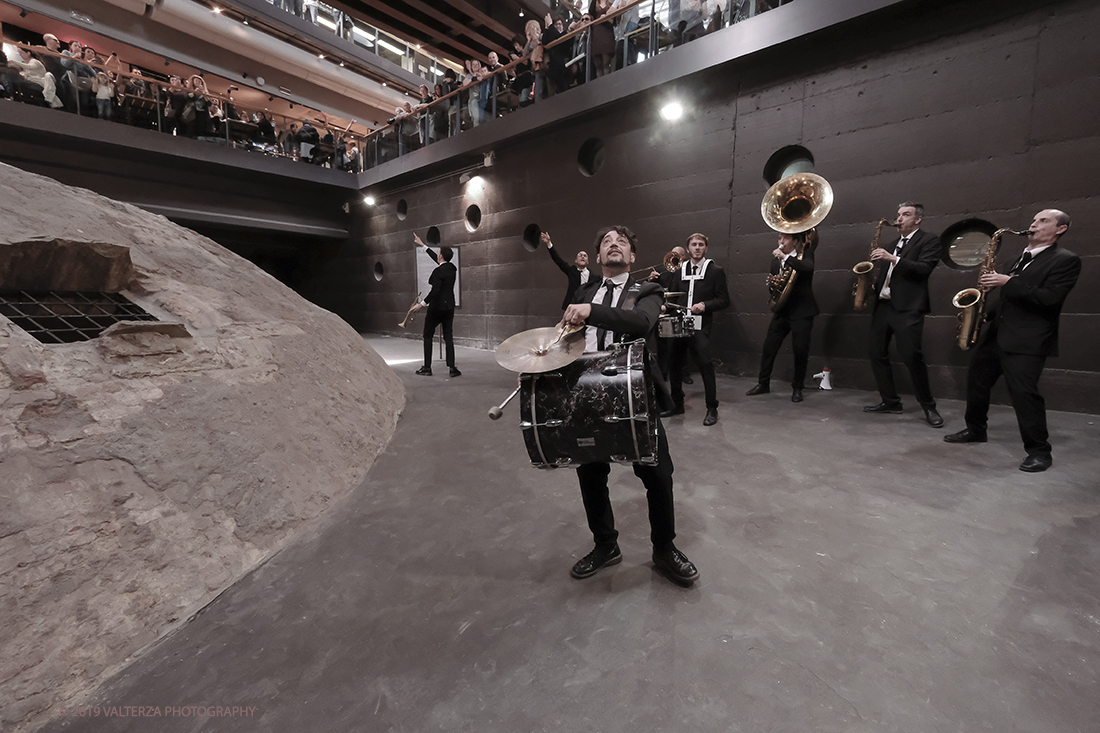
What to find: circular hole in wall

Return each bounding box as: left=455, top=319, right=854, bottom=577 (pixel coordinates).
left=425, top=226, right=441, bottom=246
left=396, top=199, right=408, bottom=220
left=522, top=223, right=542, bottom=252
left=577, top=138, right=605, bottom=177
left=373, top=262, right=384, bottom=281
left=939, top=218, right=998, bottom=269
left=763, top=145, right=815, bottom=185
left=465, top=204, right=482, bottom=232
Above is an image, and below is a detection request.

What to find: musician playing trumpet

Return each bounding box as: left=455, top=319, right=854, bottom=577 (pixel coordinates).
left=746, top=229, right=819, bottom=403
left=944, top=209, right=1081, bottom=472
left=411, top=233, right=460, bottom=377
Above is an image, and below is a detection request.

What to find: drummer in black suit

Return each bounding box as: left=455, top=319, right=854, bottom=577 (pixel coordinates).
left=945, top=209, right=1081, bottom=472
left=746, top=228, right=820, bottom=403
left=559, top=225, right=699, bottom=587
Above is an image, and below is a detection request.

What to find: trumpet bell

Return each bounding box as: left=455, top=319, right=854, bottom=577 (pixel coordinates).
left=761, top=172, right=834, bottom=234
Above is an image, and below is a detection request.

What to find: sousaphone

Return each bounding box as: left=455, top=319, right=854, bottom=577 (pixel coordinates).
left=760, top=173, right=832, bottom=311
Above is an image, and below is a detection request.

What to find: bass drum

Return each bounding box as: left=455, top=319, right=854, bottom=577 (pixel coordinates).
left=519, top=340, right=657, bottom=469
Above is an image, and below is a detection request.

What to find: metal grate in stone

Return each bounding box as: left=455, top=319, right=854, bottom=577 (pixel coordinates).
left=0, top=290, right=158, bottom=344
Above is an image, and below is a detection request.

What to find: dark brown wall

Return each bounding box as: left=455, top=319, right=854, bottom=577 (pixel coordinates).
left=309, top=0, right=1099, bottom=412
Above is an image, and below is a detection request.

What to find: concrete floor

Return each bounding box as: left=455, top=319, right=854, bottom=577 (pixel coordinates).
left=45, top=336, right=1100, bottom=733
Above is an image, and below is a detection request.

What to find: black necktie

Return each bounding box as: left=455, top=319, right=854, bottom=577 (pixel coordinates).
left=895, top=236, right=907, bottom=256
left=689, top=264, right=697, bottom=276
left=1010, top=251, right=1032, bottom=274
left=596, top=279, right=618, bottom=350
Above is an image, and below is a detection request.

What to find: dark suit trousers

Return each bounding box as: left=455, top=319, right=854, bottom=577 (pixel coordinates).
left=869, top=300, right=935, bottom=407
left=758, top=314, right=813, bottom=389
left=422, top=309, right=456, bottom=367
left=576, top=420, right=675, bottom=548
left=670, top=325, right=717, bottom=409
left=964, top=336, right=1050, bottom=456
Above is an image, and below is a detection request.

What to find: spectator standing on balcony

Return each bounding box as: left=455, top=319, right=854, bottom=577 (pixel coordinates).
left=462, top=59, right=488, bottom=127
left=521, top=19, right=545, bottom=101
left=431, top=83, right=450, bottom=140
left=543, top=15, right=571, bottom=95
left=417, top=84, right=433, bottom=144
left=70, top=45, right=99, bottom=116
left=186, top=75, right=212, bottom=138
left=280, top=123, right=300, bottom=157
left=589, top=0, right=616, bottom=78
left=39, top=34, right=74, bottom=112
left=93, top=71, right=114, bottom=119
left=512, top=39, right=535, bottom=105
left=121, top=68, right=150, bottom=126
left=162, top=75, right=187, bottom=136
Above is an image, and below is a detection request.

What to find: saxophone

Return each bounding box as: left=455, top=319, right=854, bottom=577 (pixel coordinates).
left=951, top=228, right=1029, bottom=350
left=767, top=229, right=818, bottom=312
left=852, top=219, right=898, bottom=312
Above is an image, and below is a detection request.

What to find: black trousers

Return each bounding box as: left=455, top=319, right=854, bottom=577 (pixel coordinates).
left=869, top=300, right=935, bottom=407
left=758, top=314, right=814, bottom=389
left=422, top=309, right=455, bottom=368
left=577, top=420, right=675, bottom=548
left=670, top=325, right=717, bottom=409
left=964, top=336, right=1050, bottom=457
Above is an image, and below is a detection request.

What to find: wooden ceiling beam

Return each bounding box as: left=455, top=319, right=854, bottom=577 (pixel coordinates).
left=351, top=6, right=484, bottom=66
left=436, top=0, right=519, bottom=42
left=390, top=0, right=511, bottom=54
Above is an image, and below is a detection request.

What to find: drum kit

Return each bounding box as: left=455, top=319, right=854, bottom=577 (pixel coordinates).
left=490, top=321, right=662, bottom=470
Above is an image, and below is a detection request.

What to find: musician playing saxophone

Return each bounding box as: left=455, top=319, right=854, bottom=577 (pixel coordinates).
left=864, top=201, right=944, bottom=427
left=746, top=229, right=819, bottom=403
left=944, top=209, right=1081, bottom=473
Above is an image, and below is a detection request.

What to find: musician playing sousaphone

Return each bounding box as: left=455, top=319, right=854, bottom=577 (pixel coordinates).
left=746, top=228, right=820, bottom=403
left=557, top=225, right=699, bottom=587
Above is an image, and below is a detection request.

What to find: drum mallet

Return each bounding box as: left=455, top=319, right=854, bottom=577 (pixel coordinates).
left=488, top=385, right=522, bottom=420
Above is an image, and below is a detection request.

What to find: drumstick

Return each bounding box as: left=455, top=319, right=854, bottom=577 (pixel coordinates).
left=488, top=385, right=522, bottom=420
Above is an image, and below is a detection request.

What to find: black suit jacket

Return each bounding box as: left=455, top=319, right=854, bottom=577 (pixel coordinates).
left=872, top=229, right=941, bottom=313
left=771, top=246, right=819, bottom=320
left=670, top=261, right=730, bottom=329
left=573, top=276, right=673, bottom=410
left=424, top=248, right=456, bottom=313
left=983, top=244, right=1081, bottom=357
left=548, top=245, right=590, bottom=310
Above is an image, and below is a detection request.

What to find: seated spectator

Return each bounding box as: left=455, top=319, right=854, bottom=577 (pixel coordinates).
left=6, top=46, right=64, bottom=108
left=255, top=112, right=276, bottom=144
left=93, top=70, right=114, bottom=119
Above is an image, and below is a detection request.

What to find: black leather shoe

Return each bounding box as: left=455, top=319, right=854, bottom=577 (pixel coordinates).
left=570, top=544, right=622, bottom=579
left=682, top=375, right=694, bottom=385
left=415, top=366, right=432, bottom=376
left=745, top=383, right=769, bottom=396
left=449, top=367, right=462, bottom=377
left=923, top=407, right=944, bottom=428
left=652, top=544, right=699, bottom=586
left=863, top=401, right=903, bottom=414
left=943, top=428, right=987, bottom=444
left=660, top=404, right=685, bottom=418
left=703, top=408, right=718, bottom=426
left=1019, top=455, right=1052, bottom=472
left=791, top=388, right=803, bottom=403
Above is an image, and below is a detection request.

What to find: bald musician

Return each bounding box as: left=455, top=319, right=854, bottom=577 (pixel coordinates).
left=944, top=209, right=1081, bottom=472
left=558, top=225, right=699, bottom=586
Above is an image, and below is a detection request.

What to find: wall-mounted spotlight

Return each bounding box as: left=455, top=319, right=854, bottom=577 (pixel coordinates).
left=19, top=8, right=28, bottom=17
left=459, top=172, right=472, bottom=184
left=483, top=151, right=495, bottom=168
left=363, top=195, right=376, bottom=206
left=268, top=95, right=274, bottom=101
left=660, top=101, right=684, bottom=120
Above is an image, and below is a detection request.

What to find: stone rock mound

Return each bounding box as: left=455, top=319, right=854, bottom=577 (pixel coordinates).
left=0, top=163, right=405, bottom=731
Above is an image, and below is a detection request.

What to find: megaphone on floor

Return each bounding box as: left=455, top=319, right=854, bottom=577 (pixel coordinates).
left=813, top=367, right=832, bottom=390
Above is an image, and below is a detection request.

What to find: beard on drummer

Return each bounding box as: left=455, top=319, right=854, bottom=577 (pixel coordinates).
left=561, top=226, right=637, bottom=328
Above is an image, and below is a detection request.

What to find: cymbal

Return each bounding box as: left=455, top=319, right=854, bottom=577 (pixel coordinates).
left=495, top=325, right=585, bottom=373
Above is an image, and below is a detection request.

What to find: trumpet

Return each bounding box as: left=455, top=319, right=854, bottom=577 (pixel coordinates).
left=952, top=228, right=1028, bottom=350
left=630, top=249, right=685, bottom=277
left=760, top=172, right=833, bottom=312
left=852, top=219, right=899, bottom=312
left=398, top=292, right=422, bottom=328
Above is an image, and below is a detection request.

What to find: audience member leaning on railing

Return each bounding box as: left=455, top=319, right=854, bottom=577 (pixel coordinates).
left=3, top=36, right=365, bottom=172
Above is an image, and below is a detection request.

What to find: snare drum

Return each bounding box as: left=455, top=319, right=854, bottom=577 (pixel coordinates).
left=657, top=310, right=695, bottom=338
left=519, top=340, right=657, bottom=469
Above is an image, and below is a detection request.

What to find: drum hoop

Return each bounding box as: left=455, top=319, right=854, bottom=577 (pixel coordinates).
left=625, top=341, right=641, bottom=462
left=528, top=375, right=550, bottom=466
